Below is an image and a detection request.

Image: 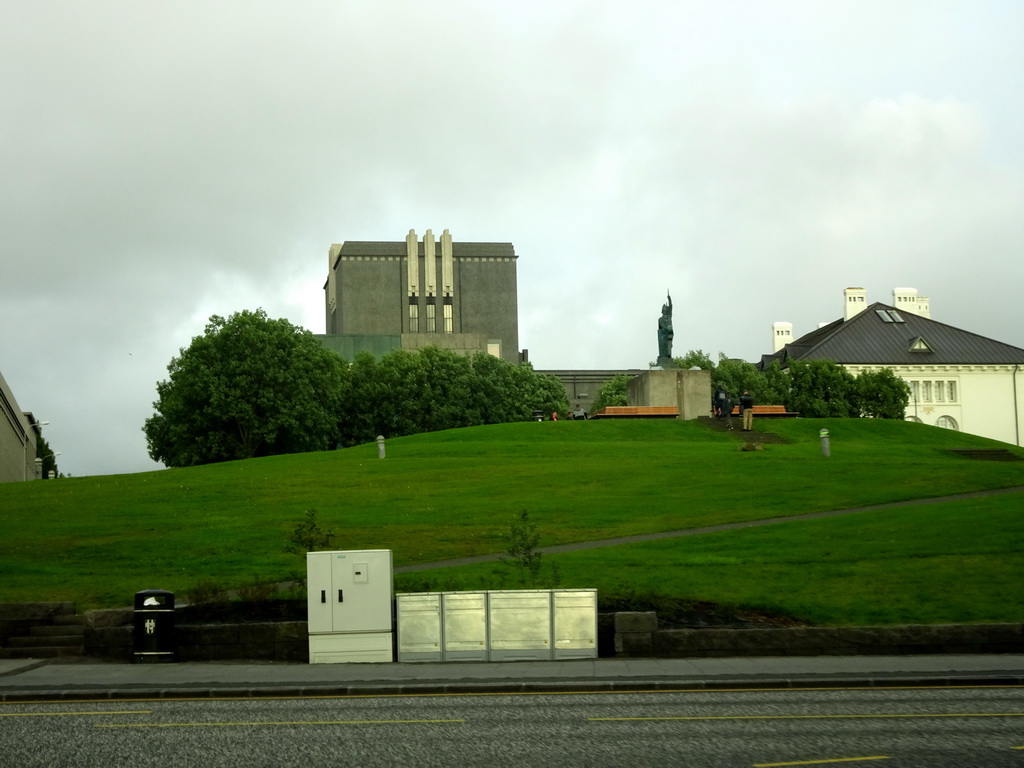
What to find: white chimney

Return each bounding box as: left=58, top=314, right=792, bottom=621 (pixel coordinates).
left=844, top=287, right=867, bottom=320
left=892, top=287, right=931, bottom=318
left=772, top=322, right=793, bottom=353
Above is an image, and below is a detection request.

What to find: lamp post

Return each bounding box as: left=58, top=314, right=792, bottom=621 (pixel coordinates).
left=24, top=418, right=50, bottom=481
left=35, top=452, right=60, bottom=480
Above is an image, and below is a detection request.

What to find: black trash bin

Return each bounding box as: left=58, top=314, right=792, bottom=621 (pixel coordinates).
left=133, top=589, right=176, bottom=663
left=531, top=409, right=544, bottom=422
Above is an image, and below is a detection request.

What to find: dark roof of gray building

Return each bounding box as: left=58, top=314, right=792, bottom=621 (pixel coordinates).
left=338, top=241, right=516, bottom=259
left=760, top=302, right=1024, bottom=368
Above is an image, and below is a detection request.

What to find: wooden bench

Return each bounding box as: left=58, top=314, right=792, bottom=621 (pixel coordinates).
left=590, top=406, right=679, bottom=419
left=729, top=404, right=798, bottom=417
left=591, top=405, right=800, bottom=420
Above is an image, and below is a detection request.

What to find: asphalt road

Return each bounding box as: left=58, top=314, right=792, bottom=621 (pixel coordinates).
left=1, top=685, right=1021, bottom=767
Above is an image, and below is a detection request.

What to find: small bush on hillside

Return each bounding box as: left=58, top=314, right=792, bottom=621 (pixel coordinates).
left=184, top=578, right=231, bottom=619
left=500, top=510, right=562, bottom=588
left=285, top=509, right=336, bottom=556
left=236, top=575, right=278, bottom=603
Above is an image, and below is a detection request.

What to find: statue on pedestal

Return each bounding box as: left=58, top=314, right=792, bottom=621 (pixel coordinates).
left=656, top=291, right=674, bottom=367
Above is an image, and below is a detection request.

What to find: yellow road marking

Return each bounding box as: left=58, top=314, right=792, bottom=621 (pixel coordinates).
left=753, top=758, right=889, bottom=766
left=97, top=718, right=465, bottom=728
left=590, top=712, right=1024, bottom=722
left=0, top=710, right=150, bottom=718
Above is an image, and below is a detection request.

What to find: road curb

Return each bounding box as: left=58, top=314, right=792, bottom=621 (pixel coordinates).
left=2, top=674, right=1022, bottom=702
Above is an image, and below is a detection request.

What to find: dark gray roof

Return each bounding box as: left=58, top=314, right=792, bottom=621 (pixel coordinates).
left=338, top=241, right=516, bottom=259
left=761, top=302, right=1024, bottom=368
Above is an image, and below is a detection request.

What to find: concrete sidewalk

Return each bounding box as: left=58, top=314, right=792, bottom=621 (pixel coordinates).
left=1, top=655, right=1022, bottom=702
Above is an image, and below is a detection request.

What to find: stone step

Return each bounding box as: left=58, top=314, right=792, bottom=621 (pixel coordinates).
left=0, top=645, right=84, bottom=660
left=29, top=624, right=85, bottom=637
left=53, top=614, right=88, bottom=626
left=7, top=634, right=85, bottom=648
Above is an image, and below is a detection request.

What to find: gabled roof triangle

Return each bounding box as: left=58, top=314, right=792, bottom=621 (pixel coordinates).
left=909, top=336, right=932, bottom=353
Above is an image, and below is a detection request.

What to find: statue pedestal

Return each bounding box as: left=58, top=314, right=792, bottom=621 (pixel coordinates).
left=627, top=369, right=711, bottom=420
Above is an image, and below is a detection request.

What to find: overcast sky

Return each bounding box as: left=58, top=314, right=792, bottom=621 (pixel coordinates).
left=3, top=1, right=1023, bottom=477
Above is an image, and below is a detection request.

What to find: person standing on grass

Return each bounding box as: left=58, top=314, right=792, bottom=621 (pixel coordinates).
left=740, top=389, right=754, bottom=432
left=714, top=387, right=727, bottom=418
left=720, top=391, right=733, bottom=430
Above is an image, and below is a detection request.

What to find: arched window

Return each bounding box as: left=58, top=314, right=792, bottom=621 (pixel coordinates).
left=936, top=415, right=959, bottom=431
left=904, top=416, right=922, bottom=423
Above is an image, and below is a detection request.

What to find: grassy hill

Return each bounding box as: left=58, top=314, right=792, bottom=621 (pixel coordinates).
left=1, top=418, right=1022, bottom=625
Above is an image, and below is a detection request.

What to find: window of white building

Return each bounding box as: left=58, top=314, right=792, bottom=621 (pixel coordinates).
left=922, top=381, right=932, bottom=403
left=934, top=381, right=944, bottom=402
left=947, top=381, right=957, bottom=402
left=936, top=415, right=959, bottom=431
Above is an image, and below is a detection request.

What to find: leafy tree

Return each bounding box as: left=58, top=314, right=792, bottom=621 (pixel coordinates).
left=35, top=434, right=59, bottom=479
left=759, top=360, right=791, bottom=406
left=674, top=349, right=714, bottom=370
left=513, top=362, right=569, bottom=420
left=338, top=351, right=383, bottom=447
left=589, top=373, right=632, bottom=413
left=144, top=309, right=347, bottom=467
left=711, top=354, right=763, bottom=400
left=785, top=359, right=859, bottom=417
left=856, top=368, right=911, bottom=419
left=336, top=347, right=567, bottom=446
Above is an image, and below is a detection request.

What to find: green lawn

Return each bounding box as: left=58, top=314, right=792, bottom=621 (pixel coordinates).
left=1, top=417, right=1022, bottom=623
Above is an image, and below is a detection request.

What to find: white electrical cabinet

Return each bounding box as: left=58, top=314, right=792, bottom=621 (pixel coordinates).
left=307, top=549, right=394, bottom=664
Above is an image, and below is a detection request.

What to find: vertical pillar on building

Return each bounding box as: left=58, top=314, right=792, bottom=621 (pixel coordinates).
left=406, top=229, right=420, bottom=333
left=424, top=229, right=437, bottom=333
left=327, top=244, right=341, bottom=333
left=441, top=228, right=454, bottom=334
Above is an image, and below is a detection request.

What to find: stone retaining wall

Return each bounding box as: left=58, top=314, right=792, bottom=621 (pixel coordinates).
left=9, top=604, right=1022, bottom=662
left=0, top=602, right=75, bottom=645
left=614, top=612, right=1024, bottom=657
left=84, top=617, right=308, bottom=663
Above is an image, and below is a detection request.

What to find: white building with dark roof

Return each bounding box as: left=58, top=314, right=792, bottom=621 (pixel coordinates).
left=761, top=287, right=1024, bottom=446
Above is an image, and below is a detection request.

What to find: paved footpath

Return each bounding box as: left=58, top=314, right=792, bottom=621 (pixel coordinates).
left=396, top=485, right=1024, bottom=572
left=1, top=655, right=1022, bottom=702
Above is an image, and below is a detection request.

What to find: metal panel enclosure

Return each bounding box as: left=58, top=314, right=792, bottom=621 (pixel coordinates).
left=552, top=589, right=598, bottom=659
left=394, top=588, right=598, bottom=663
left=441, top=591, right=488, bottom=662
left=487, top=590, right=552, bottom=661
left=396, top=593, right=442, bottom=662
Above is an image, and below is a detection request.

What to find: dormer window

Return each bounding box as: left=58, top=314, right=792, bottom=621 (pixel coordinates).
left=909, top=336, right=932, bottom=353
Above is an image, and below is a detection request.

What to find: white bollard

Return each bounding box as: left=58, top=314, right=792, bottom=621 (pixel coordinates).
left=377, top=435, right=386, bottom=459
left=819, top=428, right=830, bottom=457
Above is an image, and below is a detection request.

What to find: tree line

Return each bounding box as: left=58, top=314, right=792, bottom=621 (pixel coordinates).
left=144, top=310, right=568, bottom=468
left=591, top=349, right=910, bottom=419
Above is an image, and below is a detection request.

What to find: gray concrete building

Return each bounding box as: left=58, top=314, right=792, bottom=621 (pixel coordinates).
left=322, top=229, right=521, bottom=363
left=538, top=369, right=646, bottom=411
left=0, top=370, right=41, bottom=482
